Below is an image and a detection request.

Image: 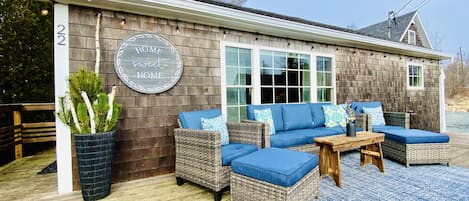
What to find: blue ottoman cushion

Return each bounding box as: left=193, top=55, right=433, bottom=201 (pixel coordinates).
left=221, top=143, right=258, bottom=166
left=383, top=129, right=450, bottom=144
left=232, top=148, right=318, bottom=187
left=372, top=125, right=405, bottom=133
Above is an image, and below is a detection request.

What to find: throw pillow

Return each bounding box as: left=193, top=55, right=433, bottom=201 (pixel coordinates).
left=363, top=106, right=386, bottom=126
left=201, top=115, right=229, bottom=145
left=253, top=108, right=276, bottom=135
left=322, top=104, right=347, bottom=128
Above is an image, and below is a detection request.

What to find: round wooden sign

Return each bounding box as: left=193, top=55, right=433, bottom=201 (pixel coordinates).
left=114, top=33, right=183, bottom=94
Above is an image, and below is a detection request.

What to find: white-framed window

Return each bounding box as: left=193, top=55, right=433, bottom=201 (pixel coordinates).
left=407, top=62, right=424, bottom=90
left=315, top=55, right=336, bottom=103
left=408, top=30, right=416, bottom=45
left=221, top=42, right=336, bottom=122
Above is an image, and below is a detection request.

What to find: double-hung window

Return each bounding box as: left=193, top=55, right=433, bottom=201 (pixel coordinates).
left=408, top=30, right=416, bottom=45
left=316, top=56, right=335, bottom=103
left=407, top=63, right=424, bottom=90
left=225, top=47, right=252, bottom=122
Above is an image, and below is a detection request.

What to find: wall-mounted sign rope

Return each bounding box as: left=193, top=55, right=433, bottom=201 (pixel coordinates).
left=114, top=33, right=183, bottom=94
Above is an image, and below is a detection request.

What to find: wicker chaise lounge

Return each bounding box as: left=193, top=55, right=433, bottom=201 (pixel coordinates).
left=353, top=101, right=450, bottom=167
left=174, top=109, right=263, bottom=201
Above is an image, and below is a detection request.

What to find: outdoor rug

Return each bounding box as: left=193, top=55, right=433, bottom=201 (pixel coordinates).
left=319, top=152, right=469, bottom=201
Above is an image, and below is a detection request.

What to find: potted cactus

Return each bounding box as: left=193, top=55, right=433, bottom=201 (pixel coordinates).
left=56, top=69, right=122, bottom=200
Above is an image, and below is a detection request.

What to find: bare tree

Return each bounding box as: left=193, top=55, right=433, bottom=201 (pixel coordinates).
left=216, top=0, right=247, bottom=6
left=445, top=51, right=469, bottom=98
left=429, top=32, right=444, bottom=51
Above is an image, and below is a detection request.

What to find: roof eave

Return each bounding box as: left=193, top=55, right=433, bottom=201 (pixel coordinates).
left=55, top=0, right=453, bottom=60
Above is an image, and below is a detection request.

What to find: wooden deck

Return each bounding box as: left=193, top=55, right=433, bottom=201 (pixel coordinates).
left=1, top=132, right=468, bottom=201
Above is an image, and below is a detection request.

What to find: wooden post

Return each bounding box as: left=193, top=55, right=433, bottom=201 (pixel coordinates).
left=13, top=110, right=23, bottom=159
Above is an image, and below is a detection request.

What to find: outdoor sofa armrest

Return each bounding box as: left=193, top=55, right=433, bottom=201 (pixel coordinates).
left=242, top=120, right=271, bottom=148
left=174, top=128, right=222, bottom=167
left=226, top=122, right=263, bottom=148
left=383, top=112, right=410, bottom=129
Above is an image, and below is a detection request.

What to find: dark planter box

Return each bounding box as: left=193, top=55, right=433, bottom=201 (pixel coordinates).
left=74, top=131, right=116, bottom=201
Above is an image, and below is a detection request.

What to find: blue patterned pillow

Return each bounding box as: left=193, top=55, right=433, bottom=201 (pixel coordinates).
left=201, top=115, right=229, bottom=145
left=254, top=108, right=276, bottom=135
left=363, top=106, right=386, bottom=126
left=322, top=105, right=347, bottom=128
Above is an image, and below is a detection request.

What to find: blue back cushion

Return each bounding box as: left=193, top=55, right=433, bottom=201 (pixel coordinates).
left=247, top=104, right=284, bottom=132
left=308, top=103, right=331, bottom=128
left=351, top=101, right=382, bottom=113
left=282, top=104, right=313, bottom=130
left=179, top=109, right=222, bottom=129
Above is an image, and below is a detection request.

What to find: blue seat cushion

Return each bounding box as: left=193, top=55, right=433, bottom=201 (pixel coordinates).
left=383, top=129, right=450, bottom=144
left=247, top=104, right=284, bottom=132
left=351, top=101, right=382, bottom=113
left=221, top=143, right=258, bottom=166
left=308, top=103, right=331, bottom=128
left=271, top=129, right=338, bottom=148
left=372, top=125, right=405, bottom=133
left=282, top=104, right=313, bottom=130
left=179, top=109, right=221, bottom=129
left=232, top=148, right=318, bottom=187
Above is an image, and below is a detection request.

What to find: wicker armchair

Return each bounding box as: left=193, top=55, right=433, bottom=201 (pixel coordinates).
left=174, top=109, right=263, bottom=201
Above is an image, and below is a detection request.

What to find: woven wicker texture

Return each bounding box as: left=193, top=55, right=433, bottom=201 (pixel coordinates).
left=382, top=139, right=450, bottom=167
left=231, top=167, right=319, bottom=201
left=174, top=122, right=263, bottom=193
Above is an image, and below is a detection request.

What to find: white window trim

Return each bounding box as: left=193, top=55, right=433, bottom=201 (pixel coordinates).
left=312, top=53, right=337, bottom=104
left=408, top=30, right=416, bottom=45
left=406, top=62, right=425, bottom=90
left=220, top=41, right=337, bottom=120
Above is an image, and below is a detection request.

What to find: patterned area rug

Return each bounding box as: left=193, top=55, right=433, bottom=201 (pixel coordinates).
left=319, top=152, right=469, bottom=201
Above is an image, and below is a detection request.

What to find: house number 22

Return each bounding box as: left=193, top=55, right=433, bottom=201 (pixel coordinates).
left=57, top=24, right=66, bottom=46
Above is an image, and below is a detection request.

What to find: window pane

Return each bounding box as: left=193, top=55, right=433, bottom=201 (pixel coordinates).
left=317, top=57, right=324, bottom=71
left=227, top=107, right=239, bottom=122
left=275, top=88, right=287, bottom=103
left=300, top=54, right=310, bottom=70
left=239, top=88, right=252, bottom=105
left=239, top=106, right=247, bottom=122
left=226, top=68, right=238, bottom=85
left=239, top=49, right=251, bottom=67
left=226, top=88, right=238, bottom=105
left=261, top=87, right=273, bottom=104
left=260, top=54, right=272, bottom=68
left=274, top=52, right=286, bottom=69
left=323, top=57, right=332, bottom=71
left=317, top=88, right=332, bottom=103
left=324, top=72, right=332, bottom=86
left=288, top=71, right=299, bottom=86
left=226, top=47, right=238, bottom=66
left=301, top=71, right=310, bottom=86
left=240, top=67, right=251, bottom=85
left=302, top=87, right=311, bottom=102
left=261, top=69, right=273, bottom=85
left=317, top=73, right=325, bottom=86
left=288, top=88, right=299, bottom=103
left=274, top=70, right=286, bottom=86
left=287, top=53, right=298, bottom=69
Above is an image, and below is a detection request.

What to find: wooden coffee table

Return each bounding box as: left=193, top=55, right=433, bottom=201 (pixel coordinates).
left=314, top=131, right=385, bottom=187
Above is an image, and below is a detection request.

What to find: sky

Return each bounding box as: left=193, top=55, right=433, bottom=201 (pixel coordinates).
left=244, top=0, right=469, bottom=60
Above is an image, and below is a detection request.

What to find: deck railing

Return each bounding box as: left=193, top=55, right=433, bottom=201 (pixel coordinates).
left=0, top=103, right=55, bottom=159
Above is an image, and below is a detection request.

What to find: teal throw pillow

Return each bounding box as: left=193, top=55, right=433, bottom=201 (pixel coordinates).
left=322, top=104, right=347, bottom=128
left=363, top=106, right=386, bottom=126
left=254, top=108, right=276, bottom=135
left=201, top=115, right=229, bottom=145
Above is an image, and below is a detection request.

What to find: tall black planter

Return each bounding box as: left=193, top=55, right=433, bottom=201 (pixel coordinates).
left=74, top=131, right=116, bottom=201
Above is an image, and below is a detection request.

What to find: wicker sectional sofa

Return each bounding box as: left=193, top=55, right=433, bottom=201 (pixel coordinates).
left=352, top=101, right=450, bottom=167
left=245, top=103, right=367, bottom=154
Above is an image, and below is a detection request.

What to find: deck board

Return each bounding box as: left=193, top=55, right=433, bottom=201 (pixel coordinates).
left=1, top=132, right=468, bottom=201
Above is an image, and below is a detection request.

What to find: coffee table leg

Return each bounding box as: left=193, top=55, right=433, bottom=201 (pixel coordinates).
left=360, top=143, right=385, bottom=173
left=319, top=144, right=341, bottom=187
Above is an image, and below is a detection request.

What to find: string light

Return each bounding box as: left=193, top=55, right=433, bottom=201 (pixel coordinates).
left=41, top=9, right=48, bottom=16
left=120, top=19, right=126, bottom=26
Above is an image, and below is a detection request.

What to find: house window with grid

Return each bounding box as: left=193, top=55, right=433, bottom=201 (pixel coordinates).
left=408, top=30, right=416, bottom=45
left=225, top=46, right=252, bottom=122
left=407, top=63, right=424, bottom=90
left=316, top=56, right=334, bottom=103
left=260, top=50, right=311, bottom=104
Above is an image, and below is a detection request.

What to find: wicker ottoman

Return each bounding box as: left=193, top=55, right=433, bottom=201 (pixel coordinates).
left=230, top=148, right=319, bottom=201
left=382, top=129, right=450, bottom=167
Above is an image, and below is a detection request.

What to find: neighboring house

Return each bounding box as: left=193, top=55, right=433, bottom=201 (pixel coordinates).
left=51, top=0, right=452, bottom=194
left=359, top=11, right=432, bottom=48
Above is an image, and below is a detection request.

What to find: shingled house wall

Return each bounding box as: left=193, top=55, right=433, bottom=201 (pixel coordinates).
left=68, top=6, right=441, bottom=187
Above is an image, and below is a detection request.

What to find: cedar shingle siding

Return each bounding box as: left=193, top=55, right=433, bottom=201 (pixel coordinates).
left=69, top=6, right=441, bottom=187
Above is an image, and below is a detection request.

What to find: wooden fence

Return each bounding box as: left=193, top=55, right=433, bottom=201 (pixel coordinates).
left=0, top=103, right=55, bottom=159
